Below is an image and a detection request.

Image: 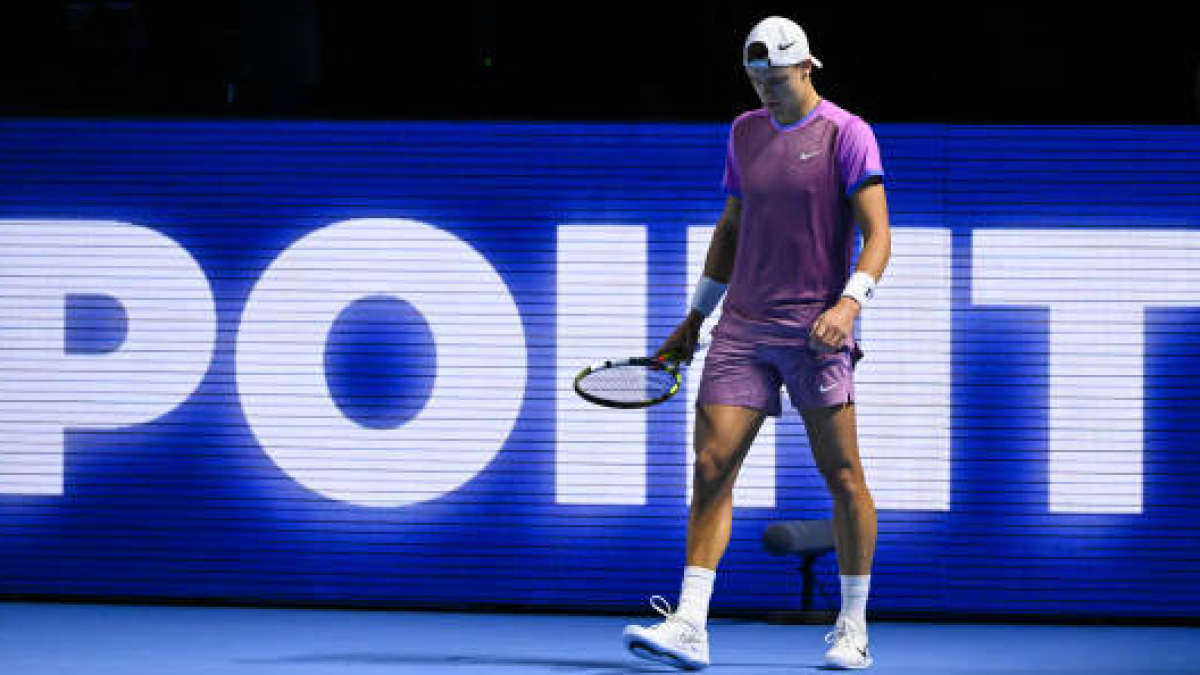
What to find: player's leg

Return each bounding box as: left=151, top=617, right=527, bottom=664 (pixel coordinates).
left=622, top=404, right=766, bottom=670
left=623, top=328, right=778, bottom=670
left=801, top=402, right=876, bottom=577
left=779, top=340, right=876, bottom=580
left=776, top=338, right=874, bottom=669
left=802, top=402, right=876, bottom=670
left=686, top=403, right=769, bottom=570
left=680, top=339, right=779, bottom=628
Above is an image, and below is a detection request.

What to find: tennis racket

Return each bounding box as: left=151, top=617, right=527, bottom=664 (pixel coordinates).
left=573, top=332, right=712, bottom=409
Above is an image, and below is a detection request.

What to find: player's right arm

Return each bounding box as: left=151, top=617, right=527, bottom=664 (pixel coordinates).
left=656, top=195, right=742, bottom=361
left=701, top=195, right=742, bottom=285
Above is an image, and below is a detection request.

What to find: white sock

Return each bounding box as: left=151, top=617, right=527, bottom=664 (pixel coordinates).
left=838, top=574, right=871, bottom=629
left=675, top=566, right=716, bottom=628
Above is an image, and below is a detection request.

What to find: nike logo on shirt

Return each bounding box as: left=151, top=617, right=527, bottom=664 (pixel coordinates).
left=800, top=151, right=822, bottom=161
left=819, top=382, right=836, bottom=393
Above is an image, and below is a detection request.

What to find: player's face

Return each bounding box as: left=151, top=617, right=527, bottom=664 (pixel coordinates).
left=746, top=64, right=808, bottom=111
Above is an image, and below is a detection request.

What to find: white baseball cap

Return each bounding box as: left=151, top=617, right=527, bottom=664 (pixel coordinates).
left=743, top=16, right=823, bottom=69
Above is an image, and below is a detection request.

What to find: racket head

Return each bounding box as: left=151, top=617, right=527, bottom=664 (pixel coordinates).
left=573, top=356, right=682, bottom=409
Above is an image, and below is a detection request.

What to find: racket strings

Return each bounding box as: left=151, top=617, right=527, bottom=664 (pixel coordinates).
left=577, top=363, right=677, bottom=404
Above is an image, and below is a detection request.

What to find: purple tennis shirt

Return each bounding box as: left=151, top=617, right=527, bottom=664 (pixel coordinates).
left=720, top=99, right=884, bottom=338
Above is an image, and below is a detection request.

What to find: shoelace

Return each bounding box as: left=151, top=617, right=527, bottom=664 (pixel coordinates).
left=824, top=623, right=868, bottom=651
left=650, top=594, right=674, bottom=619
left=647, top=595, right=704, bottom=644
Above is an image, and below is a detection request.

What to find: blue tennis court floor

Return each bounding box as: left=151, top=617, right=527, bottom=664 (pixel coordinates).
left=2, top=601, right=1197, bottom=674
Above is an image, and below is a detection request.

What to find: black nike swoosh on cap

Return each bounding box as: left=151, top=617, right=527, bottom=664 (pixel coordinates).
left=779, top=42, right=796, bottom=50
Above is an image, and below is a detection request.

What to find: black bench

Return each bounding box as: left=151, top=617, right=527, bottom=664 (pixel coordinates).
left=762, top=519, right=837, bottom=622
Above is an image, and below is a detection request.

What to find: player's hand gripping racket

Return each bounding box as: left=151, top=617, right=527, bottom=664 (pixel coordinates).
left=573, top=330, right=712, bottom=409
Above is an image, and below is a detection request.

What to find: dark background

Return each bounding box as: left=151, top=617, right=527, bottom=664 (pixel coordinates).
left=1, top=1, right=1198, bottom=123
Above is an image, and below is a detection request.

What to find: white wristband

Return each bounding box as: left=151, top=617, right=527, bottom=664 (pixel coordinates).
left=690, top=276, right=728, bottom=317
left=841, top=271, right=876, bottom=307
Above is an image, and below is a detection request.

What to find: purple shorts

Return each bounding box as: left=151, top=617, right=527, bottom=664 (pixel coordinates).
left=695, top=315, right=864, bottom=416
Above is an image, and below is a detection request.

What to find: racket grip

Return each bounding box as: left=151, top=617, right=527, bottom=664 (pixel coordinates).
left=659, top=330, right=712, bottom=363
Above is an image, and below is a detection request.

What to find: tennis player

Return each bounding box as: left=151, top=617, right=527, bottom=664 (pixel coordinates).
left=622, top=16, right=891, bottom=670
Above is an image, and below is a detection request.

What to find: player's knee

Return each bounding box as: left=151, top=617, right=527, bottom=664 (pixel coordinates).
left=822, top=466, right=866, bottom=500
left=693, top=447, right=733, bottom=494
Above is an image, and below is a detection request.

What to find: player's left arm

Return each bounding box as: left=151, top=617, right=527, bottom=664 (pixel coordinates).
left=809, top=179, right=892, bottom=352
left=847, top=180, right=891, bottom=284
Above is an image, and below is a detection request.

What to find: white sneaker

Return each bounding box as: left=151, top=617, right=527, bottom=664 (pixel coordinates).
left=823, top=615, right=873, bottom=669
left=622, top=595, right=710, bottom=670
